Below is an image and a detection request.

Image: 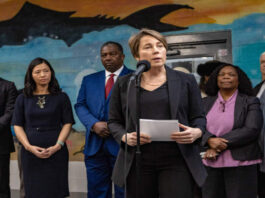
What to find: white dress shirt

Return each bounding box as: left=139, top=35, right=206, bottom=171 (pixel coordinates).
left=257, top=81, right=265, bottom=98
left=105, top=65, right=124, bottom=85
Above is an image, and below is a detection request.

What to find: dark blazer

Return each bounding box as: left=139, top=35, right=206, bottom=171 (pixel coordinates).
left=253, top=80, right=265, bottom=95
left=75, top=66, right=133, bottom=156
left=108, top=66, right=207, bottom=187
left=202, top=93, right=263, bottom=161
left=253, top=80, right=265, bottom=171
left=0, top=78, right=17, bottom=154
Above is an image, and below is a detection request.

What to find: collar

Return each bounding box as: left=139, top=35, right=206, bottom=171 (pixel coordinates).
left=105, top=65, right=124, bottom=78
left=217, top=89, right=238, bottom=103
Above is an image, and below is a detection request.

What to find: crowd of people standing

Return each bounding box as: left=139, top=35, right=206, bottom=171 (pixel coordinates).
left=0, top=29, right=265, bottom=198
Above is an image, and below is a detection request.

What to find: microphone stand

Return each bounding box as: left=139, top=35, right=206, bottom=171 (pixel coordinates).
left=135, top=74, right=141, bottom=198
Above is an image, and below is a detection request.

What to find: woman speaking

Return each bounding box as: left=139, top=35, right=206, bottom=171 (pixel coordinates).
left=108, top=29, right=207, bottom=198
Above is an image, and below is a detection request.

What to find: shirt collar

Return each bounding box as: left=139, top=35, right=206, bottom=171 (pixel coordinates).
left=217, top=89, right=238, bottom=103
left=105, top=65, right=124, bottom=78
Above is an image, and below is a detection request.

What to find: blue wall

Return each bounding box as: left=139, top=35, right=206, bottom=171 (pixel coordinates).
left=1, top=13, right=265, bottom=131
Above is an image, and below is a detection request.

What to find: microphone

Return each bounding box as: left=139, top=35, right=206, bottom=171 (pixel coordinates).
left=130, top=60, right=151, bottom=80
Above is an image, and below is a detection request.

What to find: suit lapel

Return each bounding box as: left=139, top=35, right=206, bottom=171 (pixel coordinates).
left=233, top=93, right=244, bottom=129
left=166, top=67, right=181, bottom=119
left=119, top=66, right=129, bottom=76
left=106, top=66, right=130, bottom=102
left=128, top=78, right=137, bottom=124
left=99, top=71, right=106, bottom=101
left=204, top=96, right=218, bottom=114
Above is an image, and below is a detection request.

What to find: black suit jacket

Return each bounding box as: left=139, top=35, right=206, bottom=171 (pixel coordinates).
left=108, top=66, right=207, bottom=187
left=0, top=78, right=17, bottom=154
left=253, top=80, right=265, bottom=171
left=253, top=80, right=265, bottom=95
left=202, top=93, right=263, bottom=161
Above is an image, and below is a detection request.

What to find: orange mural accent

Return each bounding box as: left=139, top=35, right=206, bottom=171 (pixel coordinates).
left=161, top=8, right=216, bottom=27
left=0, top=0, right=265, bottom=27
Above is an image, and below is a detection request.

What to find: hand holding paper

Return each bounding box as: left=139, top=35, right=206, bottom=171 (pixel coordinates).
left=122, top=132, right=151, bottom=146
left=170, top=123, right=202, bottom=144
left=140, top=119, right=179, bottom=141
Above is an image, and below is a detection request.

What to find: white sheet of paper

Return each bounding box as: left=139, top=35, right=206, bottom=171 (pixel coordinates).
left=140, top=119, right=179, bottom=141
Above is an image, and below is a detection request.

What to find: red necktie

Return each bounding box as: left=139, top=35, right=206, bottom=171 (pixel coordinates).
left=105, top=74, right=115, bottom=99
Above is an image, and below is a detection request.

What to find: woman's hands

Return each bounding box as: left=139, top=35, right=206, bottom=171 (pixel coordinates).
left=45, top=144, right=62, bottom=157
left=202, top=137, right=228, bottom=160
left=203, top=148, right=219, bottom=160
left=26, top=144, right=61, bottom=159
left=171, top=123, right=202, bottom=144
left=207, top=137, right=228, bottom=152
left=27, top=145, right=49, bottom=158
left=122, top=132, right=151, bottom=146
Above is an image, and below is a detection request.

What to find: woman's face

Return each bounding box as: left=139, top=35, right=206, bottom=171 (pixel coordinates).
left=32, top=63, right=51, bottom=87
left=136, top=35, right=167, bottom=68
left=217, top=66, right=239, bottom=91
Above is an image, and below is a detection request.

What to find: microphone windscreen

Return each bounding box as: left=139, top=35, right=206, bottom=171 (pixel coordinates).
left=136, top=60, right=151, bottom=72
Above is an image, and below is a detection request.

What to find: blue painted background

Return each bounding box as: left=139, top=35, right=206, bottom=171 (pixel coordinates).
left=1, top=13, right=265, bottom=131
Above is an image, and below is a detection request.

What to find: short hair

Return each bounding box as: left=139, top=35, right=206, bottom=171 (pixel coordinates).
left=205, top=63, right=253, bottom=96
left=197, top=60, right=226, bottom=92
left=24, top=57, right=61, bottom=97
left=197, top=60, right=226, bottom=77
left=100, top=41, right=123, bottom=54
left=128, top=29, right=168, bottom=58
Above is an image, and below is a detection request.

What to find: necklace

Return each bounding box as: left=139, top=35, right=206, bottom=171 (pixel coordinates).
left=37, top=96, right=46, bottom=109
left=142, top=77, right=166, bottom=86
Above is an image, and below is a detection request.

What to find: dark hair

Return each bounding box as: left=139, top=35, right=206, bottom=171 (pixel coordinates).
left=24, top=57, right=61, bottom=97
left=197, top=60, right=226, bottom=76
left=199, top=76, right=207, bottom=92
left=197, top=60, right=226, bottom=93
left=100, top=41, right=124, bottom=54
left=205, top=64, right=253, bottom=96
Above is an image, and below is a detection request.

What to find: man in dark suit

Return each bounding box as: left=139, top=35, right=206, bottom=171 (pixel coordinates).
left=0, top=78, right=17, bottom=198
left=75, top=41, right=133, bottom=198
left=254, top=52, right=265, bottom=97
left=253, top=51, right=265, bottom=198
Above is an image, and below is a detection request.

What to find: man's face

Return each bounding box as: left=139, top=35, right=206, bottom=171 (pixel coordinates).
left=100, top=44, right=125, bottom=73
left=260, top=53, right=265, bottom=76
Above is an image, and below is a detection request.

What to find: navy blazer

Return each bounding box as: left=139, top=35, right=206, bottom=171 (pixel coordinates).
left=253, top=80, right=265, bottom=95
left=254, top=81, right=265, bottom=171
left=0, top=78, right=17, bottom=154
left=202, top=93, right=263, bottom=161
left=75, top=66, right=133, bottom=156
left=108, top=66, right=207, bottom=187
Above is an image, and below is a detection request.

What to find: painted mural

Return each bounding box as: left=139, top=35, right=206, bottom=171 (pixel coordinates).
left=1, top=0, right=265, bottom=161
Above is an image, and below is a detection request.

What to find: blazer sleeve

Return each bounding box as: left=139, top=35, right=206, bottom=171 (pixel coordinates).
left=74, top=77, right=99, bottom=132
left=108, top=78, right=127, bottom=145
left=201, top=131, right=216, bottom=147
left=201, top=97, right=216, bottom=146
left=0, top=82, right=17, bottom=130
left=221, top=97, right=263, bottom=148
left=187, top=75, right=206, bottom=135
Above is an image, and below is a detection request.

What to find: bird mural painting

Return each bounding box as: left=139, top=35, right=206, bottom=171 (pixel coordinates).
left=0, top=2, right=193, bottom=47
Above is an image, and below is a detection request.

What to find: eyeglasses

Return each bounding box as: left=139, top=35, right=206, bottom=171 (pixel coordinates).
left=220, top=101, right=226, bottom=112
